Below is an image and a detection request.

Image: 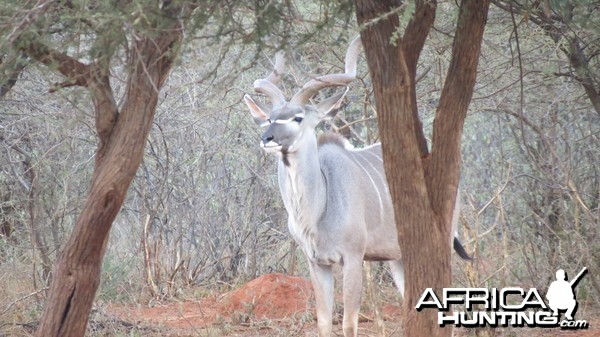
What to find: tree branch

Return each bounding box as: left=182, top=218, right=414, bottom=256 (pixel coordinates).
left=4, top=0, right=53, bottom=48
left=0, top=52, right=28, bottom=98
left=403, top=0, right=436, bottom=74
left=403, top=0, right=437, bottom=156
left=491, top=0, right=600, bottom=116
left=428, top=0, right=490, bottom=223
left=15, top=32, right=93, bottom=88
left=13, top=32, right=119, bottom=153
left=89, top=68, right=118, bottom=158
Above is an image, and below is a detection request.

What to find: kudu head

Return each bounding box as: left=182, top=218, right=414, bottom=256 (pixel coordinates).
left=244, top=37, right=362, bottom=155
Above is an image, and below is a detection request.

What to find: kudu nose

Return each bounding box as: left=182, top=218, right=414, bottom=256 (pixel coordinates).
left=262, top=134, right=274, bottom=144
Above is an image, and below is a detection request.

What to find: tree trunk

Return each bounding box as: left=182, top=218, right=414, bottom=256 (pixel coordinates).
left=355, top=1, right=489, bottom=337
left=33, top=30, right=182, bottom=337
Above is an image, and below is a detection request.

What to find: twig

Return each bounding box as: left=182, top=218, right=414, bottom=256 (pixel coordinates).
left=1, top=287, right=49, bottom=315
left=478, top=264, right=507, bottom=287
left=477, top=162, right=511, bottom=216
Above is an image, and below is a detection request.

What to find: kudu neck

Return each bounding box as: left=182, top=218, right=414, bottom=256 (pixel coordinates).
left=279, top=131, right=327, bottom=215
left=281, top=130, right=320, bottom=172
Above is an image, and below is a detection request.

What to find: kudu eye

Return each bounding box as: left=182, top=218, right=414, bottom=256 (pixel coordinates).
left=293, top=116, right=304, bottom=123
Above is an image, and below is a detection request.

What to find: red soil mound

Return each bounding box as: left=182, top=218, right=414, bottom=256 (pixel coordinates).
left=107, top=273, right=314, bottom=330
left=220, top=273, right=314, bottom=319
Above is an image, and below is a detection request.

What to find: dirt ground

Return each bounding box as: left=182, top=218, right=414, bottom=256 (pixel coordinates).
left=106, top=273, right=404, bottom=336
left=105, top=273, right=599, bottom=337
left=107, top=274, right=317, bottom=331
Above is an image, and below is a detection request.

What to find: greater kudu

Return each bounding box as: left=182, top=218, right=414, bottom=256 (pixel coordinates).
left=244, top=37, right=471, bottom=337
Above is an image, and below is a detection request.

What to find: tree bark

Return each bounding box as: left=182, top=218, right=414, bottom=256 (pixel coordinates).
left=428, top=0, right=490, bottom=229
left=403, top=0, right=436, bottom=155
left=355, top=1, right=489, bottom=336
left=24, top=27, right=183, bottom=337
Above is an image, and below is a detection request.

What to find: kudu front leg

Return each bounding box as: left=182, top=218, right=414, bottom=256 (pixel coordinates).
left=342, top=257, right=363, bottom=337
left=309, top=261, right=334, bottom=337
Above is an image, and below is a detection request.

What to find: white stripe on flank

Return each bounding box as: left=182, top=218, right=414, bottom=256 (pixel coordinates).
left=361, top=148, right=390, bottom=196
left=357, top=143, right=382, bottom=154
left=352, top=151, right=384, bottom=224
left=363, top=146, right=383, bottom=163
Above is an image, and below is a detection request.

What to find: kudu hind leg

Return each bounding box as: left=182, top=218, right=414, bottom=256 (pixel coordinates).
left=309, top=261, right=334, bottom=337
left=388, top=259, right=405, bottom=299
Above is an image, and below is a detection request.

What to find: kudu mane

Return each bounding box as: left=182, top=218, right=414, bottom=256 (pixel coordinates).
left=317, top=132, right=349, bottom=148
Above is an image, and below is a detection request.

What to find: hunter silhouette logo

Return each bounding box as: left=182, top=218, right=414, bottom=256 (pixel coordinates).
left=546, top=268, right=587, bottom=321
left=416, top=267, right=589, bottom=329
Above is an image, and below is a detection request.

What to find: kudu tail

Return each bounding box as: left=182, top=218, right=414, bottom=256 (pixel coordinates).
left=453, top=237, right=473, bottom=261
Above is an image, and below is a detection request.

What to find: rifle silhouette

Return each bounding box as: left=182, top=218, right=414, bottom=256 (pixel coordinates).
left=569, top=267, right=587, bottom=288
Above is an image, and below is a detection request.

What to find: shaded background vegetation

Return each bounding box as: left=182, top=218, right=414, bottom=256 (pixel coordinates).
left=0, top=0, right=598, bottom=335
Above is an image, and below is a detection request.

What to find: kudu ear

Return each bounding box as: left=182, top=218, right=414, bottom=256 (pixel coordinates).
left=317, top=88, right=348, bottom=121
left=244, top=94, right=271, bottom=127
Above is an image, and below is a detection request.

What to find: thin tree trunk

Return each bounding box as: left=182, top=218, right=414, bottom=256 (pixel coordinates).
left=355, top=1, right=489, bottom=336
left=356, top=3, right=450, bottom=336
left=21, top=28, right=183, bottom=337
